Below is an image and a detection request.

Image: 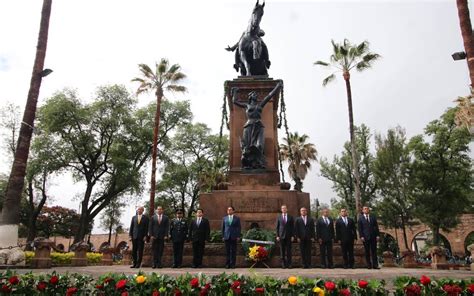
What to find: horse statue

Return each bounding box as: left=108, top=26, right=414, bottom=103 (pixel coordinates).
left=226, top=0, right=271, bottom=76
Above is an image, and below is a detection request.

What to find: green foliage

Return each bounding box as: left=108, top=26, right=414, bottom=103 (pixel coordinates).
left=30, top=206, right=86, bottom=238
left=156, top=122, right=228, bottom=217
left=0, top=271, right=395, bottom=295
left=393, top=275, right=474, bottom=296
left=0, top=173, right=7, bottom=212
left=209, top=230, right=223, bottom=243
left=86, top=252, right=103, bottom=264
left=23, top=251, right=34, bottom=265
left=373, top=126, right=415, bottom=250
left=50, top=252, right=74, bottom=265
left=320, top=124, right=377, bottom=216
left=279, top=132, right=317, bottom=192
left=409, top=108, right=473, bottom=245
left=314, top=39, right=380, bottom=86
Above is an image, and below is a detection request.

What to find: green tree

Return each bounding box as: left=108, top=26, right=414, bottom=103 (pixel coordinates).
left=314, top=39, right=380, bottom=215
left=36, top=85, right=191, bottom=243
left=320, top=124, right=377, bottom=217
left=34, top=206, right=85, bottom=238
left=279, top=132, right=317, bottom=192
left=0, top=102, right=21, bottom=160
left=373, top=127, right=414, bottom=250
left=1, top=0, right=53, bottom=245
left=156, top=123, right=228, bottom=218
left=99, top=198, right=125, bottom=244
left=409, top=108, right=473, bottom=246
left=132, top=59, right=187, bottom=216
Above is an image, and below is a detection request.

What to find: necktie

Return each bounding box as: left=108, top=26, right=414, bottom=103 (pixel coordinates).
left=197, top=218, right=201, bottom=226
left=229, top=215, right=233, bottom=225
left=303, top=216, right=306, bottom=225
left=138, top=215, right=141, bottom=224
left=283, top=215, right=286, bottom=224
left=158, top=215, right=162, bottom=224
left=325, top=217, right=329, bottom=225
left=344, top=217, right=347, bottom=225
left=366, top=215, right=370, bottom=223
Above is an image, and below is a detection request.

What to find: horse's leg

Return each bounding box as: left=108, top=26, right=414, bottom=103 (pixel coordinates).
left=240, top=49, right=251, bottom=76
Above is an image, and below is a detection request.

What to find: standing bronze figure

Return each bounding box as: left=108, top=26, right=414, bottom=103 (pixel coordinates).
left=231, top=82, right=282, bottom=169
left=226, top=0, right=271, bottom=76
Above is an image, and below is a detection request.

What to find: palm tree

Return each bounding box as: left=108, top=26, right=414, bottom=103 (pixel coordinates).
left=132, top=59, right=186, bottom=216
left=279, top=132, right=317, bottom=192
left=456, top=0, right=474, bottom=87
left=0, top=0, right=53, bottom=247
left=314, top=39, right=380, bottom=216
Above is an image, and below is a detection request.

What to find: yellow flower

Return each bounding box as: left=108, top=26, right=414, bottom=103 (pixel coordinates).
left=288, top=276, right=298, bottom=285
left=313, top=287, right=325, bottom=296
left=136, top=275, right=146, bottom=284
left=249, top=245, right=259, bottom=260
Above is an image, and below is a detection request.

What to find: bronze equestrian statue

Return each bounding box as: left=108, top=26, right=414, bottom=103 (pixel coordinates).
left=226, top=1, right=271, bottom=76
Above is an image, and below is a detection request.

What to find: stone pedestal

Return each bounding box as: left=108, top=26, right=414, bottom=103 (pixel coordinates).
left=101, top=248, right=114, bottom=266
left=122, top=249, right=132, bottom=265
left=382, top=251, right=397, bottom=267
left=201, top=77, right=310, bottom=230
left=401, top=250, right=417, bottom=268
left=430, top=246, right=449, bottom=270
left=30, top=239, right=54, bottom=269
left=71, top=242, right=89, bottom=266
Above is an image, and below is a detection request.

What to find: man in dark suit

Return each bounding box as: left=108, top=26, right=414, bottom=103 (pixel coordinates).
left=170, top=209, right=188, bottom=268
left=128, top=206, right=149, bottom=268
left=316, top=208, right=335, bottom=268
left=294, top=207, right=315, bottom=268
left=358, top=206, right=380, bottom=269
left=148, top=205, right=169, bottom=268
left=221, top=206, right=241, bottom=269
left=189, top=208, right=210, bottom=268
left=335, top=208, right=357, bottom=269
left=276, top=204, right=294, bottom=268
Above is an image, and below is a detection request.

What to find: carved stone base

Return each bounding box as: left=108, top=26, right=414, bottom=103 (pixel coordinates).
left=401, top=250, right=418, bottom=268
left=30, top=239, right=54, bottom=269
left=382, top=251, right=397, bottom=267
left=200, top=186, right=310, bottom=230
left=101, top=248, right=114, bottom=266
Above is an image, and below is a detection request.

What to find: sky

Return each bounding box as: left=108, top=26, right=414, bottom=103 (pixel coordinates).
left=0, top=0, right=471, bottom=234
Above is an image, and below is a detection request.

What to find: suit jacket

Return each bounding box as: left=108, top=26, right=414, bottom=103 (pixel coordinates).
left=276, top=214, right=294, bottom=240
left=129, top=214, right=150, bottom=240
left=170, top=218, right=188, bottom=243
left=335, top=216, right=357, bottom=242
left=358, top=214, right=380, bottom=241
left=148, top=214, right=170, bottom=239
left=221, top=215, right=241, bottom=240
left=294, top=216, right=315, bottom=240
left=316, top=216, right=335, bottom=242
left=189, top=217, right=211, bottom=242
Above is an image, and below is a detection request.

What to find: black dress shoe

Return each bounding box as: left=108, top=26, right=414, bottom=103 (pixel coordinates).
left=130, top=265, right=136, bottom=268
left=152, top=265, right=157, bottom=269
left=287, top=265, right=293, bottom=269
left=225, top=265, right=230, bottom=269
left=373, top=266, right=380, bottom=269
left=367, top=266, right=372, bottom=269
left=192, top=265, right=198, bottom=268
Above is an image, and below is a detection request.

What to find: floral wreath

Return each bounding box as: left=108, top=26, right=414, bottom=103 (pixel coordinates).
left=241, top=228, right=275, bottom=262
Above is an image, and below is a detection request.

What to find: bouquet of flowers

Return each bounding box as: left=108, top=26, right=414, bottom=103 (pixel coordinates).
left=248, top=245, right=268, bottom=262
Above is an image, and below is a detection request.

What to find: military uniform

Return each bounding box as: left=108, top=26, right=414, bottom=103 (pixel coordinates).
left=170, top=216, right=188, bottom=267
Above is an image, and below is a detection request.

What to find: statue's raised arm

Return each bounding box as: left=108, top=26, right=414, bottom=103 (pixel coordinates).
left=231, top=87, right=247, bottom=108
left=260, top=81, right=282, bottom=107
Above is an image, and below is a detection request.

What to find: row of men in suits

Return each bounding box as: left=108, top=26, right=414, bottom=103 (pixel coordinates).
left=129, top=204, right=379, bottom=269
left=276, top=205, right=380, bottom=269
left=129, top=206, right=210, bottom=269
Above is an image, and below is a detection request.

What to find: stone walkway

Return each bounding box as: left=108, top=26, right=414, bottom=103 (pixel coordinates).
left=7, top=266, right=473, bottom=282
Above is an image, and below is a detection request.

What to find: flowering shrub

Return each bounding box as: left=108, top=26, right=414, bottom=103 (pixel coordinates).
left=1, top=271, right=472, bottom=296
left=394, top=276, right=474, bottom=296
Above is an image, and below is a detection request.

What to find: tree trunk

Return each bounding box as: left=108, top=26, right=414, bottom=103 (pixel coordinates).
left=25, top=177, right=48, bottom=250
left=74, top=184, right=93, bottom=243
left=149, top=88, right=163, bottom=216
left=400, top=215, right=410, bottom=250
left=432, top=225, right=441, bottom=246
left=456, top=0, right=474, bottom=88
left=343, top=72, right=362, bottom=217
left=108, top=223, right=112, bottom=244
left=0, top=0, right=52, bottom=248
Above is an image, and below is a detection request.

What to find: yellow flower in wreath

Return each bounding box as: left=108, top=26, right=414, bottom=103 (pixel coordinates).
left=288, top=276, right=298, bottom=286
left=313, top=287, right=325, bottom=296
left=249, top=245, right=259, bottom=260
left=136, top=275, right=147, bottom=284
